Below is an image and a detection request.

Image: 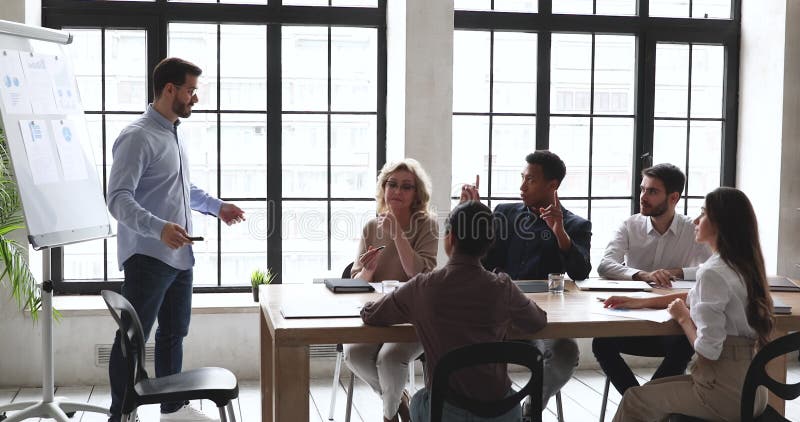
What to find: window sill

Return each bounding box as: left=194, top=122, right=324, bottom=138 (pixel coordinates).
left=52, top=293, right=258, bottom=317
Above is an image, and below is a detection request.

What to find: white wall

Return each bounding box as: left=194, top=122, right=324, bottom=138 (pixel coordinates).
left=775, top=0, right=800, bottom=278
left=386, top=0, right=454, bottom=264
left=738, top=0, right=800, bottom=277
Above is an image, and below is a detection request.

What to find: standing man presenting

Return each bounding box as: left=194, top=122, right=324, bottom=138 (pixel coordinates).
left=106, top=57, right=245, bottom=422
left=461, top=150, right=590, bottom=407
left=594, top=163, right=711, bottom=395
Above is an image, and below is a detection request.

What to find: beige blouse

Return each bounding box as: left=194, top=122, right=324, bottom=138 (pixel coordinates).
left=351, top=213, right=439, bottom=282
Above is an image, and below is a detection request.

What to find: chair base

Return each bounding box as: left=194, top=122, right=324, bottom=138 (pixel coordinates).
left=0, top=398, right=109, bottom=422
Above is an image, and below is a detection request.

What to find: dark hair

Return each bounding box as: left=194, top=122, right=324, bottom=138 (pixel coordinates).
left=525, top=150, right=566, bottom=185
left=642, top=163, right=686, bottom=195
left=153, top=57, right=202, bottom=99
left=446, top=201, right=495, bottom=257
left=704, top=187, right=773, bottom=349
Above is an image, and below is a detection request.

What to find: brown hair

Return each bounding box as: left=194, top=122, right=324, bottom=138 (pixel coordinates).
left=153, top=57, right=202, bottom=99
left=704, top=187, right=773, bottom=348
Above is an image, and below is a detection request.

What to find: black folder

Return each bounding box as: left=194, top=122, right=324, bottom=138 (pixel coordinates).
left=324, top=278, right=375, bottom=293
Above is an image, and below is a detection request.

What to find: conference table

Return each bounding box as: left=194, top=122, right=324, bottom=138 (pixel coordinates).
left=259, top=282, right=800, bottom=422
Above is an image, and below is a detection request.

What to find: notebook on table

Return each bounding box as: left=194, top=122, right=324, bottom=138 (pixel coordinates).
left=575, top=279, right=653, bottom=291
left=768, top=276, right=800, bottom=292
left=772, top=297, right=792, bottom=315
left=323, top=278, right=375, bottom=293
left=513, top=280, right=549, bottom=293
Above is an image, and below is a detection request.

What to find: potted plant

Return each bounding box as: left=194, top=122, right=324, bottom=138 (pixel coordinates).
left=251, top=268, right=275, bottom=302
left=0, top=127, right=42, bottom=320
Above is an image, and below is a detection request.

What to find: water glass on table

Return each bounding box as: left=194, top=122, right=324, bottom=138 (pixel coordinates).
left=382, top=279, right=400, bottom=294
left=548, top=273, right=565, bottom=294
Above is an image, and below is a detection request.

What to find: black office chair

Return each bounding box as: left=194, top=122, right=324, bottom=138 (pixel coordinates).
left=740, top=332, right=800, bottom=421
left=101, top=290, right=239, bottom=422
left=429, top=341, right=544, bottom=422
left=670, top=332, right=800, bottom=422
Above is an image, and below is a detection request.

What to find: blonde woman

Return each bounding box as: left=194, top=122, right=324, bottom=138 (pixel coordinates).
left=344, top=158, right=439, bottom=422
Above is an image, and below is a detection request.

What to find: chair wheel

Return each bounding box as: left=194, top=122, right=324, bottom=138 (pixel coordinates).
left=66, top=412, right=76, bottom=418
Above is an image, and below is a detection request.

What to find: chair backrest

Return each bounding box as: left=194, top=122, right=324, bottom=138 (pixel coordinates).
left=741, top=332, right=800, bottom=421
left=101, top=290, right=149, bottom=409
left=430, top=341, right=543, bottom=422
left=341, top=262, right=354, bottom=279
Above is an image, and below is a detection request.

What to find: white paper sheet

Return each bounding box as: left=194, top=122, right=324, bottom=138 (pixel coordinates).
left=0, top=50, right=32, bottom=114
left=19, top=119, right=60, bottom=185
left=50, top=119, right=88, bottom=181
left=592, top=305, right=673, bottom=323
left=20, top=52, right=58, bottom=115
left=46, top=55, right=81, bottom=114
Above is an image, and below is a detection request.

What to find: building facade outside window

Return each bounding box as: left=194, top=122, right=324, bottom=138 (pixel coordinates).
left=42, top=0, right=386, bottom=291
left=452, top=0, right=738, bottom=275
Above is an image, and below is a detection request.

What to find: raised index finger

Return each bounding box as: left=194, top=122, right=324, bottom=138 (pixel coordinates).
left=475, top=174, right=480, bottom=190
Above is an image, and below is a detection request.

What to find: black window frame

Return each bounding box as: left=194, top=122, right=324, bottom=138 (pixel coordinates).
left=452, top=0, right=740, bottom=218
left=42, top=0, right=387, bottom=294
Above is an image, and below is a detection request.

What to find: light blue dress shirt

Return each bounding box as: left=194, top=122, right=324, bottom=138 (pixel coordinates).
left=107, top=105, right=222, bottom=271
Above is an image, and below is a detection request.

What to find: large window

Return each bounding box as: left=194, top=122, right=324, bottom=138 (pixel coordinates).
left=43, top=0, right=386, bottom=291
left=453, top=0, right=738, bottom=275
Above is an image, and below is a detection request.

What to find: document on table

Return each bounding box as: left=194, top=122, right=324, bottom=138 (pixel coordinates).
left=593, top=306, right=673, bottom=323
left=593, top=292, right=672, bottom=323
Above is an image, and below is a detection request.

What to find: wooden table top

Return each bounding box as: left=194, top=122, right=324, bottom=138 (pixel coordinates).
left=259, top=282, right=800, bottom=347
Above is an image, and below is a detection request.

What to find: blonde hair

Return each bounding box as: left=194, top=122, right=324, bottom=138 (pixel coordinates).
left=375, top=158, right=432, bottom=215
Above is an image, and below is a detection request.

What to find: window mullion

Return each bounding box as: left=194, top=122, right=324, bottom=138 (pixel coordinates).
left=633, top=34, right=656, bottom=215
left=266, top=23, right=283, bottom=284
left=536, top=31, right=550, bottom=150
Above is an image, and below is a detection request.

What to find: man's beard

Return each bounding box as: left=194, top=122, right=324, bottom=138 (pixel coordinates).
left=172, top=98, right=192, bottom=118
left=642, top=199, right=669, bottom=217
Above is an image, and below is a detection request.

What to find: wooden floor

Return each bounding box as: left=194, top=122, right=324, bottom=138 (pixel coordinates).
left=3, top=362, right=800, bottom=421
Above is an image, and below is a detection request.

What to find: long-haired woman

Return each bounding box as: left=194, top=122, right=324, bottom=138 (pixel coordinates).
left=606, top=187, right=773, bottom=422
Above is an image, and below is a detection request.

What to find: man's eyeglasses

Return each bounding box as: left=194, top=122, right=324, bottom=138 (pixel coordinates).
left=174, top=84, right=198, bottom=96
left=385, top=180, right=416, bottom=192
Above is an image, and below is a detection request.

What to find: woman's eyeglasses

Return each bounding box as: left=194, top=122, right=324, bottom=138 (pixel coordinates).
left=385, top=180, right=416, bottom=192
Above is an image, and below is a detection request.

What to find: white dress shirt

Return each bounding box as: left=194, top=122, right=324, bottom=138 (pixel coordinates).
left=688, top=253, right=756, bottom=360
left=598, top=213, right=711, bottom=280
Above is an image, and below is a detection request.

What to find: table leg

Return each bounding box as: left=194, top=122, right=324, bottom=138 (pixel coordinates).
left=260, top=309, right=275, bottom=422
left=276, top=345, right=310, bottom=422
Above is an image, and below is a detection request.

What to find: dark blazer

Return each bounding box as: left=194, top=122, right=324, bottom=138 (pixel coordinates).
left=483, top=203, right=592, bottom=280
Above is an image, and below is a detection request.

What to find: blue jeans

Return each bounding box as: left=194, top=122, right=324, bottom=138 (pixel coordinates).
left=410, top=387, right=522, bottom=422
left=108, top=254, right=193, bottom=421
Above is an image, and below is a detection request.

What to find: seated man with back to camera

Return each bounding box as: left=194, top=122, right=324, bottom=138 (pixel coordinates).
left=359, top=200, right=548, bottom=422
left=594, top=163, right=712, bottom=395
left=461, top=150, right=591, bottom=408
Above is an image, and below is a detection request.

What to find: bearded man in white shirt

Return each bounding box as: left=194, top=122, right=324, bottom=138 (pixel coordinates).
left=593, top=163, right=711, bottom=395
